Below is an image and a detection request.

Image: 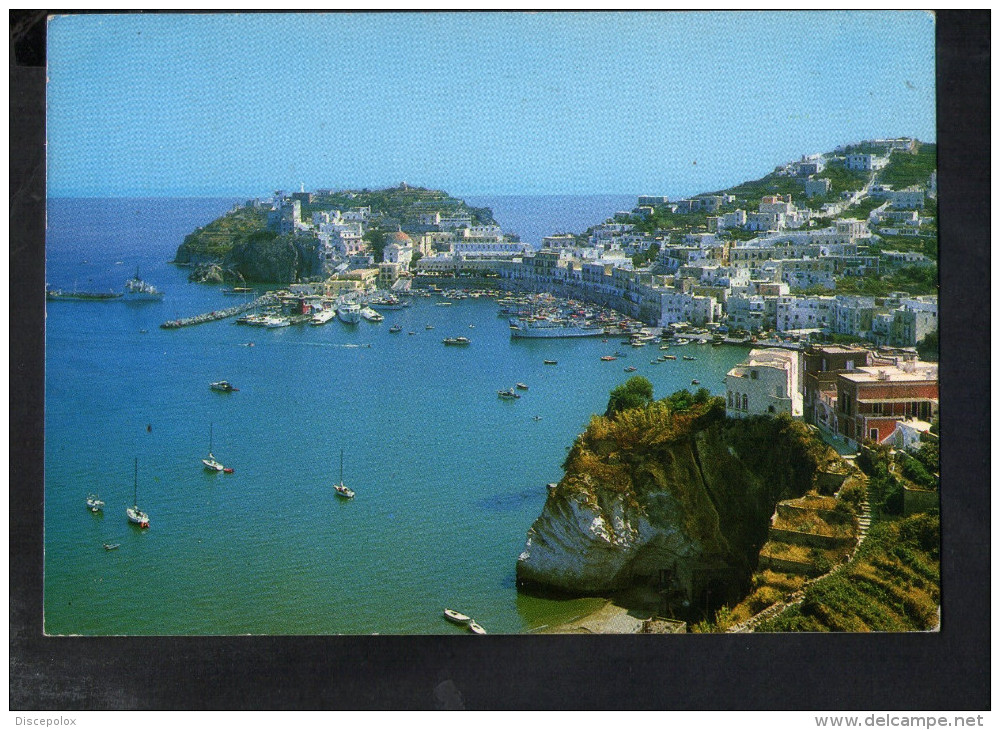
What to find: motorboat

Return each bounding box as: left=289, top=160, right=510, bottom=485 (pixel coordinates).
left=624, top=366, right=637, bottom=372
left=86, top=494, right=104, bottom=513
left=683, top=355, right=696, bottom=361
left=389, top=324, right=402, bottom=333
left=516, top=383, right=528, bottom=390
left=543, top=360, right=558, bottom=365
left=263, top=315, right=291, bottom=328
left=210, top=380, right=239, bottom=392
left=600, top=356, right=616, bottom=362
left=310, top=309, right=336, bottom=325
left=498, top=388, right=521, bottom=400
left=443, top=609, right=472, bottom=625
left=360, top=307, right=384, bottom=322
left=103, top=543, right=120, bottom=551
left=443, top=337, right=471, bottom=346
left=691, top=379, right=701, bottom=385
left=337, top=302, right=362, bottom=324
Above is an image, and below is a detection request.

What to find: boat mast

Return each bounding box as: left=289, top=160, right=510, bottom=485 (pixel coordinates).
left=133, top=457, right=138, bottom=507
left=339, top=448, right=344, bottom=484
left=209, top=423, right=214, bottom=454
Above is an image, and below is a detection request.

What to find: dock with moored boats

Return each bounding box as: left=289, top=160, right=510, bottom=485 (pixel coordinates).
left=160, top=293, right=278, bottom=329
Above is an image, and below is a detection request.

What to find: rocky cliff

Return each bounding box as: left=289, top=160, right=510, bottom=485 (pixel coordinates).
left=516, top=403, right=837, bottom=603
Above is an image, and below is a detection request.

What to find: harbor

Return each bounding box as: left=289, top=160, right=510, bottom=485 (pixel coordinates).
left=43, top=200, right=751, bottom=635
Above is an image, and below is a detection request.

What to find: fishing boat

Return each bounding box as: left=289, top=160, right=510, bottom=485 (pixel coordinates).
left=498, top=388, right=521, bottom=400
left=442, top=336, right=471, bottom=346
left=202, top=425, right=225, bottom=472
left=123, top=266, right=164, bottom=301
left=125, top=459, right=150, bottom=528
left=86, top=494, right=104, bottom=513
left=468, top=621, right=487, bottom=635
left=389, top=324, right=402, bottom=333
left=334, top=449, right=355, bottom=499
left=210, top=380, right=239, bottom=392
left=103, top=543, right=120, bottom=551
left=443, top=609, right=473, bottom=625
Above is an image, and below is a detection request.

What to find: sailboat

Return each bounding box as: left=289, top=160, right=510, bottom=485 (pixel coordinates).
left=202, top=424, right=225, bottom=472
left=334, top=449, right=355, bottom=499
left=125, top=458, right=150, bottom=528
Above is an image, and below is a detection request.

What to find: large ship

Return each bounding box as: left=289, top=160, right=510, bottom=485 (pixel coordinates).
left=46, top=289, right=123, bottom=301
left=124, top=267, right=164, bottom=301
left=508, top=317, right=606, bottom=339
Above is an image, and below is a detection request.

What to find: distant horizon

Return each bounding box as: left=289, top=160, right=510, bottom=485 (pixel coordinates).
left=46, top=12, right=935, bottom=198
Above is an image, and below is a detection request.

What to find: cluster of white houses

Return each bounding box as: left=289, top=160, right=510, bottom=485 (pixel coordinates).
left=249, top=140, right=935, bottom=347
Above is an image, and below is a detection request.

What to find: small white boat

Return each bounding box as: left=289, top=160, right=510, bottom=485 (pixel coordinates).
left=210, top=380, right=239, bottom=392
left=389, top=324, right=402, bottom=333
left=310, top=309, right=336, bottom=325
left=263, top=315, right=291, bottom=328
left=126, top=459, right=150, bottom=528
left=103, top=543, right=120, bottom=551
left=443, top=336, right=471, bottom=346
left=468, top=621, right=487, bottom=635
left=516, top=383, right=528, bottom=390
left=86, top=494, right=104, bottom=513
left=202, top=425, right=225, bottom=472
left=498, top=388, right=521, bottom=400
left=360, top=307, right=384, bottom=322
left=333, top=449, right=355, bottom=499
left=444, top=609, right=472, bottom=625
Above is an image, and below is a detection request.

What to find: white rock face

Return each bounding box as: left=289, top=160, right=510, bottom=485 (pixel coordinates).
left=517, top=483, right=713, bottom=593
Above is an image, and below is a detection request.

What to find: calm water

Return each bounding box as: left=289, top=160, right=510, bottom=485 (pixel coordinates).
left=43, top=197, right=749, bottom=635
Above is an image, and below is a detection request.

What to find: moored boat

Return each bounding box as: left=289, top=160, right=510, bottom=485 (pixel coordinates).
left=310, top=309, right=336, bottom=325
left=202, top=424, right=226, bottom=472
left=498, top=388, right=521, bottom=400
left=624, top=366, right=637, bottom=372
left=86, top=494, right=104, bottom=513
left=516, top=383, right=528, bottom=390
left=389, top=324, right=402, bottom=333
left=467, top=621, right=487, bottom=635
left=543, top=360, right=558, bottom=365
left=46, top=289, right=123, bottom=301
left=337, top=302, right=362, bottom=324
left=126, top=459, right=150, bottom=528
left=443, top=609, right=472, bottom=625
left=103, top=543, right=120, bottom=551
left=360, top=307, right=384, bottom=322
left=683, top=355, right=696, bottom=361
left=508, top=317, right=605, bottom=339
left=333, top=449, right=355, bottom=499
left=124, top=266, right=164, bottom=301
left=210, top=380, right=239, bottom=392
left=442, top=336, right=471, bottom=346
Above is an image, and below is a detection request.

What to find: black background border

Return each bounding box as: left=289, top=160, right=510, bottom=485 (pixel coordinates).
left=10, top=9, right=990, bottom=710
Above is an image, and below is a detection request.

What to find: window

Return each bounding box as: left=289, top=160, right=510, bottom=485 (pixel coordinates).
left=869, top=428, right=879, bottom=442
left=727, top=392, right=733, bottom=407
left=742, top=394, right=748, bottom=411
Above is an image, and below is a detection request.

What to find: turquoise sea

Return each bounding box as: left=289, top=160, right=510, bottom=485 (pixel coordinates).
left=43, top=196, right=750, bottom=635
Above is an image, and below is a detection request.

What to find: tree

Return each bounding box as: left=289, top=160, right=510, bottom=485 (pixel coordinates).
left=916, top=329, right=939, bottom=362
left=605, top=376, right=654, bottom=418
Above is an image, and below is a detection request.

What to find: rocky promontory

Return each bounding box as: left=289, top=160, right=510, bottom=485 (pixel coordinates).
left=516, top=390, right=841, bottom=610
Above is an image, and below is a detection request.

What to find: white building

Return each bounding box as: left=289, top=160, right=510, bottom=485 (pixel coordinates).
left=776, top=295, right=835, bottom=332
left=726, top=348, right=803, bottom=418
left=846, top=153, right=888, bottom=171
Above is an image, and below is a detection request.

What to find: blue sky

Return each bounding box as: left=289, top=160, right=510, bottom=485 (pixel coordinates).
left=46, top=11, right=936, bottom=198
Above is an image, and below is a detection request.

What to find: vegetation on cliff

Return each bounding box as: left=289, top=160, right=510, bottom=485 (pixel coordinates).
left=756, top=513, right=940, bottom=632
left=174, top=207, right=268, bottom=263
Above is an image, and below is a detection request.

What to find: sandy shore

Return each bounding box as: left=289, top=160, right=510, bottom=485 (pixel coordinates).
left=532, top=600, right=686, bottom=634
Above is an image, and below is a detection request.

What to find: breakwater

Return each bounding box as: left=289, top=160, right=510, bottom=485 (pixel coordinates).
left=160, top=293, right=277, bottom=329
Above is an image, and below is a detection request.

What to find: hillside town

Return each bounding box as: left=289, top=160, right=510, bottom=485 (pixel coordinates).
left=201, top=138, right=938, bottom=455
